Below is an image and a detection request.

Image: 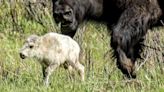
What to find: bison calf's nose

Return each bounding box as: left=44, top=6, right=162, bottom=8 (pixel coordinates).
left=20, top=53, right=26, bottom=59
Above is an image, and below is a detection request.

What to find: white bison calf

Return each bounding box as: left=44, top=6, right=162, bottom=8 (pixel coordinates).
left=19, top=32, right=84, bottom=86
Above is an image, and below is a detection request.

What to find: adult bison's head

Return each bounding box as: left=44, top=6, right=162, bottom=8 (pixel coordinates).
left=52, top=0, right=81, bottom=36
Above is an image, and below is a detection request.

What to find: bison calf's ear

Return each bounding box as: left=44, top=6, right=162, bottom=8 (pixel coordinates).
left=27, top=35, right=39, bottom=43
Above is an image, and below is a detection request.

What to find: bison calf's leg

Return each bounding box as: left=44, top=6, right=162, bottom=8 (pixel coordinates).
left=67, top=65, right=75, bottom=81
left=43, top=63, right=59, bottom=86
left=42, top=66, right=46, bottom=79
left=76, top=62, right=85, bottom=81
left=71, top=61, right=84, bottom=81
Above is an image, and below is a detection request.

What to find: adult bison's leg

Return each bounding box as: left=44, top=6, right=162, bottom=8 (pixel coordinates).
left=116, top=47, right=136, bottom=78
left=110, top=7, right=154, bottom=79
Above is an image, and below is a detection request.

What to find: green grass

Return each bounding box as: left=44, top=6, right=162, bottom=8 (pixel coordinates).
left=0, top=1, right=164, bottom=92
left=0, top=25, right=164, bottom=92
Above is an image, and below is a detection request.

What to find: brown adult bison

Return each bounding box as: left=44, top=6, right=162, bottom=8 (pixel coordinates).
left=52, top=0, right=164, bottom=78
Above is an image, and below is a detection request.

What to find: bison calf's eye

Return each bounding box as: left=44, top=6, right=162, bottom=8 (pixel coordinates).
left=29, top=45, right=34, bottom=49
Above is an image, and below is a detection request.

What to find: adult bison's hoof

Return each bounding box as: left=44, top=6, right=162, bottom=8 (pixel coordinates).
left=124, top=71, right=136, bottom=79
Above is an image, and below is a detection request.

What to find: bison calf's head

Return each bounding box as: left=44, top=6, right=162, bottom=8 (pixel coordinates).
left=53, top=0, right=79, bottom=35
left=19, top=35, right=39, bottom=59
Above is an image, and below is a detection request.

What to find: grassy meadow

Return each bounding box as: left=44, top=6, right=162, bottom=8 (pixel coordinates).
left=0, top=1, right=164, bottom=92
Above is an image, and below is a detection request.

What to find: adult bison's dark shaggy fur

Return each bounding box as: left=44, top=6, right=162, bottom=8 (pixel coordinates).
left=52, top=0, right=164, bottom=78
